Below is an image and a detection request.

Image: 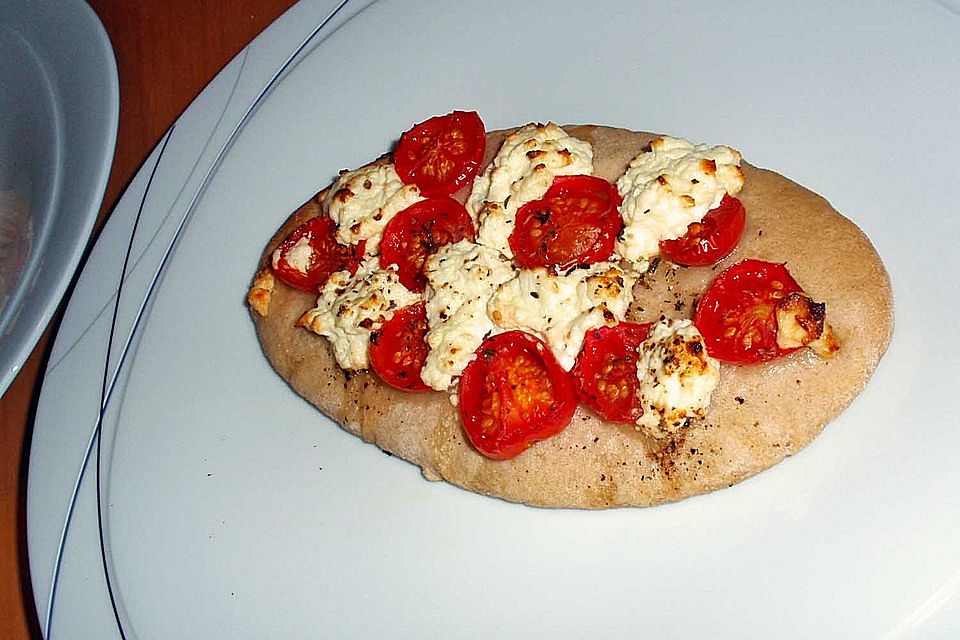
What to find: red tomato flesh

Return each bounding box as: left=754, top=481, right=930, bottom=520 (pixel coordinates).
left=369, top=301, right=430, bottom=392
left=272, top=216, right=364, bottom=293
left=379, top=197, right=475, bottom=292
left=510, top=175, right=623, bottom=270
left=394, top=111, right=486, bottom=197
left=694, top=259, right=803, bottom=364
left=572, top=322, right=652, bottom=423
left=459, top=331, right=576, bottom=460
left=658, top=194, right=746, bottom=267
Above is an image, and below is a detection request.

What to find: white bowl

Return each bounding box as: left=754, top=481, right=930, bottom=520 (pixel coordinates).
left=0, top=0, right=118, bottom=393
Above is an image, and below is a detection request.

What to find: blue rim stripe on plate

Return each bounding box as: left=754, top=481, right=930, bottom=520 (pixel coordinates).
left=42, top=125, right=173, bottom=639
left=92, top=124, right=175, bottom=640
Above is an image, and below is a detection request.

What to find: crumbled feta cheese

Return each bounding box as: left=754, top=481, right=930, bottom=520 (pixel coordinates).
left=775, top=291, right=841, bottom=358
left=420, top=240, right=516, bottom=391
left=299, top=257, right=420, bottom=370
left=635, top=319, right=720, bottom=438
left=616, top=136, right=744, bottom=267
left=467, top=123, right=593, bottom=258
left=323, top=163, right=423, bottom=254
left=272, top=235, right=313, bottom=273
left=488, top=263, right=634, bottom=371
left=775, top=292, right=825, bottom=350
left=247, top=268, right=275, bottom=318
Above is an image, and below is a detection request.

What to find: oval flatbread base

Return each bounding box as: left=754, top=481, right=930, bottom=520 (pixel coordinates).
left=250, top=126, right=893, bottom=509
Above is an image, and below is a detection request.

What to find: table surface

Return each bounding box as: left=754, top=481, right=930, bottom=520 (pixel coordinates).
left=0, top=1, right=297, bottom=637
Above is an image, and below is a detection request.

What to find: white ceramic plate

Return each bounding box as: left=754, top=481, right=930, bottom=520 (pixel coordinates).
left=27, top=1, right=960, bottom=638
left=0, top=0, right=118, bottom=393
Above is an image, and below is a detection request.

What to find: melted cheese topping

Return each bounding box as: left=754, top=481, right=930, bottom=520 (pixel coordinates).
left=467, top=123, right=593, bottom=258
left=775, top=291, right=841, bottom=358
left=247, top=268, right=275, bottom=317
left=635, top=319, right=720, bottom=438
left=421, top=240, right=516, bottom=391
left=488, top=263, right=634, bottom=371
left=323, top=164, right=423, bottom=254
left=272, top=235, right=313, bottom=273
left=299, top=257, right=420, bottom=370
left=616, top=136, right=744, bottom=267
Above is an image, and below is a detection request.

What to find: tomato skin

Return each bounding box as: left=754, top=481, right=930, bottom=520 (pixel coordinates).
left=459, top=331, right=577, bottom=460
left=369, top=302, right=430, bottom=392
left=272, top=216, right=364, bottom=293
left=572, top=322, right=652, bottom=423
left=379, top=197, right=475, bottom=292
left=394, top=111, right=486, bottom=197
left=694, top=259, right=803, bottom=364
left=658, top=194, right=746, bottom=267
left=510, top=175, right=623, bottom=270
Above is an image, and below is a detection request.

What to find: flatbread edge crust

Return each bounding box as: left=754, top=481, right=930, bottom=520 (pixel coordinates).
left=249, top=125, right=893, bottom=509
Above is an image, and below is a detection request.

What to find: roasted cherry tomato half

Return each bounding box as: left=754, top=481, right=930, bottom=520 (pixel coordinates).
left=509, top=175, right=623, bottom=270
left=379, top=197, right=475, bottom=292
left=694, top=259, right=803, bottom=364
left=572, top=322, right=652, bottom=423
left=658, top=194, right=746, bottom=267
left=459, top=330, right=577, bottom=460
left=369, top=301, right=430, bottom=392
left=271, top=216, right=364, bottom=293
left=394, top=111, right=486, bottom=196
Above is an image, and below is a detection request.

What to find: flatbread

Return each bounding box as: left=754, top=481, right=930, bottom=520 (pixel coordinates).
left=249, top=125, right=893, bottom=508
